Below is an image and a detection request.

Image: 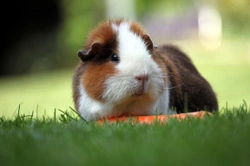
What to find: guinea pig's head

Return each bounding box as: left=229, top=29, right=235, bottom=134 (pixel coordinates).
left=78, top=19, right=167, bottom=106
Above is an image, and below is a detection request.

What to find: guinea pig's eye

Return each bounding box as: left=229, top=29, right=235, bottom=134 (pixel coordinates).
left=110, top=54, right=120, bottom=63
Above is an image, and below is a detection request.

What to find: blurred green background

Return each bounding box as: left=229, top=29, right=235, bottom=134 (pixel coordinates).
left=0, top=0, right=249, bottom=118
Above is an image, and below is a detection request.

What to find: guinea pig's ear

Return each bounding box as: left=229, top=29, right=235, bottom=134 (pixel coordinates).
left=142, top=34, right=154, bottom=50
left=78, top=42, right=102, bottom=62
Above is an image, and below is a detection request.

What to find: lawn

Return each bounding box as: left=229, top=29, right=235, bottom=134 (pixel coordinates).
left=0, top=104, right=250, bottom=166
left=0, top=39, right=250, bottom=166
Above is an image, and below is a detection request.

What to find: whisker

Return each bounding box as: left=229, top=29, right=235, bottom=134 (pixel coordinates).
left=167, top=83, right=184, bottom=90
left=152, top=75, right=168, bottom=78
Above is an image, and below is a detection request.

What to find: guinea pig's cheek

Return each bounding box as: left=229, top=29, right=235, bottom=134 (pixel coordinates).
left=82, top=63, right=116, bottom=101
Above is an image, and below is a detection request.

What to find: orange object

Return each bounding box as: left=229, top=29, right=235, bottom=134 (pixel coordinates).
left=97, top=111, right=212, bottom=125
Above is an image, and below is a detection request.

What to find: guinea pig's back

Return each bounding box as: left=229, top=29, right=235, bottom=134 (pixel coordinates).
left=158, top=44, right=218, bottom=112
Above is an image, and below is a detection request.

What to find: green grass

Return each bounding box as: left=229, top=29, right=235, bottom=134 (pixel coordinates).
left=0, top=69, right=74, bottom=118
left=1, top=103, right=250, bottom=166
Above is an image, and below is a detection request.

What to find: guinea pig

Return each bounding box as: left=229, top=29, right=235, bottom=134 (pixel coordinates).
left=72, top=19, right=218, bottom=121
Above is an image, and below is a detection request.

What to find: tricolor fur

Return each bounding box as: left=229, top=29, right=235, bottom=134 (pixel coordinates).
left=73, top=19, right=218, bottom=121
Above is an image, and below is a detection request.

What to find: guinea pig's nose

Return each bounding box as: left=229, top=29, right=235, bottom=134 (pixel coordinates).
left=135, top=75, right=149, bottom=82
left=134, top=75, right=149, bottom=96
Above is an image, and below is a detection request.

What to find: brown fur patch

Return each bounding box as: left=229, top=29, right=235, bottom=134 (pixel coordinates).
left=82, top=61, right=116, bottom=101
left=152, top=49, right=183, bottom=103
left=84, top=21, right=116, bottom=50
left=129, top=21, right=147, bottom=38
left=72, top=62, right=86, bottom=109
left=151, top=50, right=169, bottom=87
left=74, top=20, right=120, bottom=105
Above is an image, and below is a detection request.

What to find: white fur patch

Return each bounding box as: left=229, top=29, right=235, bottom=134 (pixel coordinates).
left=78, top=84, right=103, bottom=121
left=103, top=21, right=172, bottom=115
left=78, top=82, right=114, bottom=121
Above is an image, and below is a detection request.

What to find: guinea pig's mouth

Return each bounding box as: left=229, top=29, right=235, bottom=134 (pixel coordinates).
left=133, top=91, right=144, bottom=96
left=133, top=81, right=149, bottom=96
